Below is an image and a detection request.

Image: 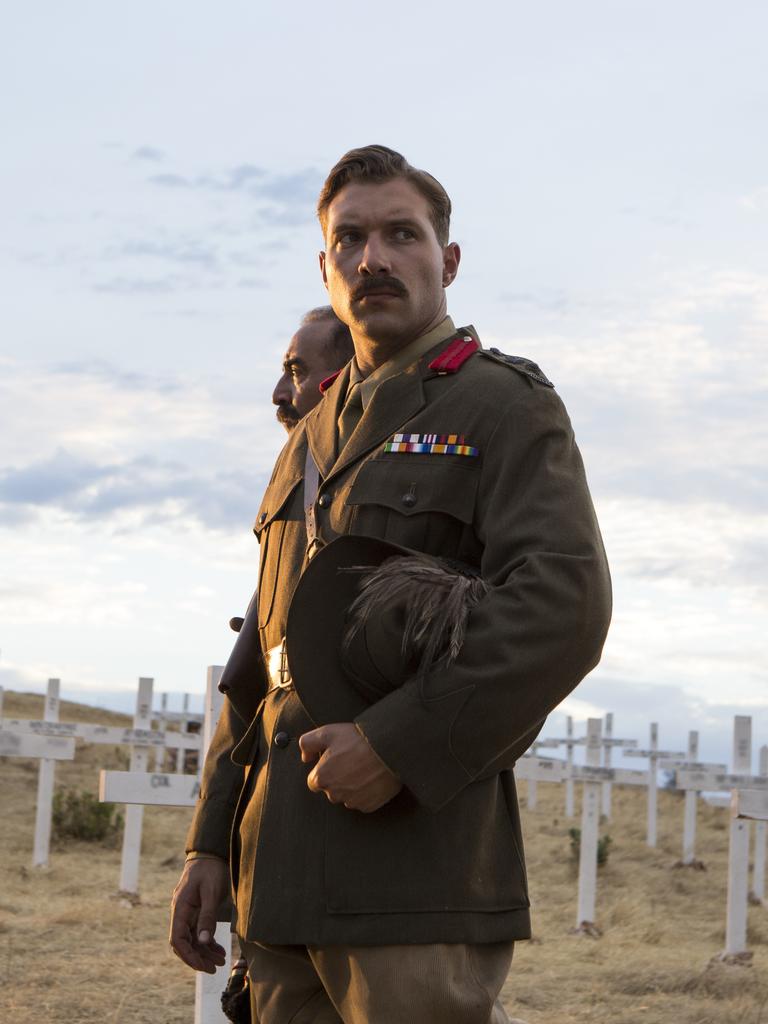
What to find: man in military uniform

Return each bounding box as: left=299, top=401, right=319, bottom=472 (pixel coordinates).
left=170, top=145, right=612, bottom=1023
left=272, top=306, right=354, bottom=432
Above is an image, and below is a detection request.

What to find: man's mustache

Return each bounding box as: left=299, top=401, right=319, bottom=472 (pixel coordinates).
left=276, top=404, right=300, bottom=429
left=352, top=277, right=408, bottom=302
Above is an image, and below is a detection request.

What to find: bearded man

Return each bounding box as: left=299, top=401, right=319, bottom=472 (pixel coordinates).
left=272, top=306, right=354, bottom=432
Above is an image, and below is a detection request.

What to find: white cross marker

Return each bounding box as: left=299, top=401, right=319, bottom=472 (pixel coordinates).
left=33, top=678, right=60, bottom=868
left=752, top=745, right=768, bottom=903
left=659, top=730, right=727, bottom=866
left=538, top=714, right=637, bottom=820
left=601, top=712, right=613, bottom=818
left=0, top=679, right=75, bottom=867
left=0, top=729, right=74, bottom=760
left=576, top=717, right=602, bottom=932
left=100, top=667, right=232, bottom=1024
left=725, top=715, right=752, bottom=958
left=625, top=723, right=686, bottom=847
left=565, top=715, right=575, bottom=818
left=118, top=677, right=154, bottom=895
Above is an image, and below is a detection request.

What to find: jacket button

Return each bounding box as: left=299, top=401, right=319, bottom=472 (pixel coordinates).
left=318, top=493, right=331, bottom=509
left=401, top=493, right=417, bottom=508
left=258, top=512, right=267, bottom=525
left=274, top=731, right=290, bottom=748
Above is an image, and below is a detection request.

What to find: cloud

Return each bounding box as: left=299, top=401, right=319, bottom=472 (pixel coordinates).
left=51, top=360, right=183, bottom=394
left=0, top=448, right=268, bottom=530
left=148, top=173, right=190, bottom=188
left=257, top=168, right=318, bottom=205
left=491, top=268, right=768, bottom=536
left=256, top=203, right=318, bottom=227
left=739, top=185, right=768, bottom=212
left=144, top=161, right=320, bottom=224
left=499, top=289, right=570, bottom=314
left=113, top=238, right=218, bottom=269
left=215, top=164, right=266, bottom=190
left=0, top=449, right=111, bottom=504
left=0, top=359, right=282, bottom=532
left=93, top=275, right=183, bottom=294
left=133, top=145, right=165, bottom=162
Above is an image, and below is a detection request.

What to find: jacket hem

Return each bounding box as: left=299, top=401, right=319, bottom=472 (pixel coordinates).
left=238, top=907, right=532, bottom=947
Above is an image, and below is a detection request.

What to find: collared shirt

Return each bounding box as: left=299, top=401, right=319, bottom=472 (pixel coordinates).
left=348, top=316, right=456, bottom=411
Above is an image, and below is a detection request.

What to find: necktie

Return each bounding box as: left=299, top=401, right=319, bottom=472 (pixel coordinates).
left=336, top=380, right=364, bottom=455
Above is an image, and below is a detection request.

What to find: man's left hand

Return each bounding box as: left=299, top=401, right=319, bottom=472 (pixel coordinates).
left=299, top=723, right=402, bottom=812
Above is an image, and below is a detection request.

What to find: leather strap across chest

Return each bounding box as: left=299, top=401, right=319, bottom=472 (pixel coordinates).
left=303, top=444, right=321, bottom=554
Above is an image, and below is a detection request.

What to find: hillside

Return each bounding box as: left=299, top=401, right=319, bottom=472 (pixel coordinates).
left=1, top=691, right=766, bottom=1023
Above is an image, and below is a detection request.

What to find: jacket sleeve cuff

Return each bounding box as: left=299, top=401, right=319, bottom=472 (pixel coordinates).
left=355, top=681, right=475, bottom=812
left=185, top=796, right=236, bottom=860
left=185, top=850, right=228, bottom=863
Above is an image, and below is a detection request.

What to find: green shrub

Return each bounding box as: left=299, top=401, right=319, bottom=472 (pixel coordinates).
left=569, top=826, right=613, bottom=867
left=52, top=788, right=123, bottom=844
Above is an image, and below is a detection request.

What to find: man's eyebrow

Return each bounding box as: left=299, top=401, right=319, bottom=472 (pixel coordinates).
left=330, top=221, right=361, bottom=237
left=388, top=215, right=421, bottom=227
left=283, top=356, right=306, bottom=372
left=331, top=216, right=422, bottom=236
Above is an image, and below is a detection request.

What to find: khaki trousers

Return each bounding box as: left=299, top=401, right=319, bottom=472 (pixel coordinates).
left=241, top=939, right=514, bottom=1024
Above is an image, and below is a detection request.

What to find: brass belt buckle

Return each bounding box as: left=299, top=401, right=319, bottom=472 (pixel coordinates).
left=267, top=638, right=292, bottom=692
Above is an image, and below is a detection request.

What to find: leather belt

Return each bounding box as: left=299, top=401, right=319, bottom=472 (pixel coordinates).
left=265, top=638, right=293, bottom=693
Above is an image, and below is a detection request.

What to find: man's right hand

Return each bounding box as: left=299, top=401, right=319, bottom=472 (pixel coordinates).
left=169, top=856, right=230, bottom=973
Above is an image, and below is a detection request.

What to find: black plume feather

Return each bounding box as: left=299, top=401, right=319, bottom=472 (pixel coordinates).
left=342, top=555, right=488, bottom=677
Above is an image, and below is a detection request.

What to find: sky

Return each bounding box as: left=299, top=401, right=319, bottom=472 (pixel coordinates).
left=1, top=1, right=766, bottom=770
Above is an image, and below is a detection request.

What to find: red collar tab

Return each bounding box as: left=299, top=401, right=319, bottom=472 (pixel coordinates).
left=428, top=334, right=479, bottom=375
left=319, top=370, right=342, bottom=394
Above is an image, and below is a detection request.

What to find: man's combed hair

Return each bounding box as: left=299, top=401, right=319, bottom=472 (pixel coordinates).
left=301, top=305, right=354, bottom=364
left=317, top=145, right=452, bottom=246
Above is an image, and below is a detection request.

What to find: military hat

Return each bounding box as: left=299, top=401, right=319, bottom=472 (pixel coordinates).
left=285, top=534, right=488, bottom=726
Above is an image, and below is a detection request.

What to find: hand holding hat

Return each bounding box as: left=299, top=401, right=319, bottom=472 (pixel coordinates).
left=287, top=535, right=487, bottom=812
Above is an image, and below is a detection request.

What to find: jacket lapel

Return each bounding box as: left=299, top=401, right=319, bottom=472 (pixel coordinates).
left=304, top=364, right=350, bottom=481
left=326, top=364, right=426, bottom=484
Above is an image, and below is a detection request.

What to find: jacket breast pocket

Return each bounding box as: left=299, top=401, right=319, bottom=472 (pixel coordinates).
left=254, top=475, right=303, bottom=629
left=344, top=456, right=479, bottom=554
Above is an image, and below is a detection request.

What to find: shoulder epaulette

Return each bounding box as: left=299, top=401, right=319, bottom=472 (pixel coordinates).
left=318, top=370, right=342, bottom=394
left=428, top=333, right=479, bottom=374
left=479, top=348, right=554, bottom=388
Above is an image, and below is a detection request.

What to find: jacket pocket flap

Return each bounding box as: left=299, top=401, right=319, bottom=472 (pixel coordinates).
left=346, top=458, right=478, bottom=524
left=253, top=475, right=303, bottom=535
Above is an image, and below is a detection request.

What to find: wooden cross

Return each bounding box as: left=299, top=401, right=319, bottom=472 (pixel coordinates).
left=1, top=676, right=204, bottom=871
left=100, top=667, right=232, bottom=1024
left=149, top=694, right=203, bottom=773
left=658, top=730, right=726, bottom=867
left=0, top=727, right=74, bottom=761
left=624, top=723, right=686, bottom=847
left=1, top=688, right=202, bottom=757
left=670, top=718, right=767, bottom=958
left=517, top=724, right=648, bottom=936
left=534, top=713, right=637, bottom=818
left=670, top=717, right=767, bottom=960
left=575, top=717, right=602, bottom=933
left=522, top=738, right=555, bottom=809
left=752, top=745, right=768, bottom=903
left=725, top=715, right=755, bottom=960
left=599, top=713, right=640, bottom=819
left=0, top=678, right=75, bottom=868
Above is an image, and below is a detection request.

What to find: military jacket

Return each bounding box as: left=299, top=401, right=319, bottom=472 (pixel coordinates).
left=187, top=326, right=612, bottom=945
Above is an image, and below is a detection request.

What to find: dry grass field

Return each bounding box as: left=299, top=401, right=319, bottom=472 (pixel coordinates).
left=1, top=690, right=767, bottom=1024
